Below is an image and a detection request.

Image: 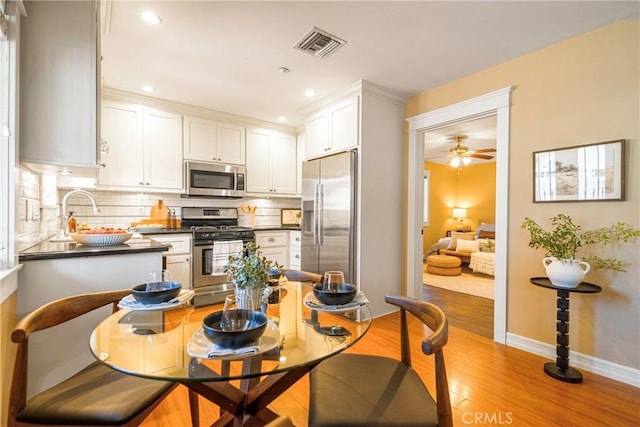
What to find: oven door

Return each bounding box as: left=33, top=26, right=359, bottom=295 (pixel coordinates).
left=192, top=243, right=236, bottom=306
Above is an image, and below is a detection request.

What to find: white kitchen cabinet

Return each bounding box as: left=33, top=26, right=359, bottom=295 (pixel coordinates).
left=99, top=100, right=183, bottom=192
left=255, top=231, right=289, bottom=268
left=289, top=230, right=301, bottom=271
left=246, top=128, right=297, bottom=196
left=19, top=0, right=99, bottom=173
left=296, top=134, right=304, bottom=196
left=147, top=233, right=192, bottom=289
left=183, top=116, right=245, bottom=165
left=304, top=94, right=359, bottom=159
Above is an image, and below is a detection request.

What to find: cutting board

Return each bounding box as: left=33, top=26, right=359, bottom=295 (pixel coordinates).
left=150, top=199, right=169, bottom=220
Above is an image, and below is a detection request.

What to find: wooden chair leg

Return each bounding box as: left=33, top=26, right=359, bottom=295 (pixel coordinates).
left=189, top=389, right=200, bottom=427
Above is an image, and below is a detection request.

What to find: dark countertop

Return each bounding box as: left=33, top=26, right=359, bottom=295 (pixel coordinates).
left=252, top=226, right=301, bottom=231
left=19, top=237, right=169, bottom=261
left=135, top=227, right=300, bottom=234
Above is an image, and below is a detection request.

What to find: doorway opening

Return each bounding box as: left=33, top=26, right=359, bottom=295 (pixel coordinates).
left=406, top=87, right=512, bottom=343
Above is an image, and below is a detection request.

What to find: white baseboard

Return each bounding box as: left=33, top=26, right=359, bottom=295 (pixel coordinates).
left=506, top=333, right=640, bottom=388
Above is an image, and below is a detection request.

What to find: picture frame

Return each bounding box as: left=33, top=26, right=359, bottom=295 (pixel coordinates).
left=280, top=208, right=302, bottom=227
left=533, top=139, right=625, bottom=203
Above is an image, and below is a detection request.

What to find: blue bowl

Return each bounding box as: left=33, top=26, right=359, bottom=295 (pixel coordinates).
left=131, top=281, right=182, bottom=304
left=202, top=310, right=267, bottom=348
left=313, top=283, right=357, bottom=305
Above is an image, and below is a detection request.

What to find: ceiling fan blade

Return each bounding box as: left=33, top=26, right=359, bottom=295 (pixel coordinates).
left=472, top=148, right=496, bottom=153
left=470, top=154, right=494, bottom=160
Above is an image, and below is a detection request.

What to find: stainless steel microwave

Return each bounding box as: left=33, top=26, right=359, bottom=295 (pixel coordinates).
left=185, top=161, right=246, bottom=198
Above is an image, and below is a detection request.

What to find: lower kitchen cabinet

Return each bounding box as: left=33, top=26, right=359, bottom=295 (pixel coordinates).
left=289, top=230, right=301, bottom=270
left=255, top=230, right=289, bottom=268
left=147, top=233, right=192, bottom=288
left=255, top=230, right=301, bottom=270
left=246, top=128, right=297, bottom=196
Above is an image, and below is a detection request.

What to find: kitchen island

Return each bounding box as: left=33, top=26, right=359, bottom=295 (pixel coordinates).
left=17, top=237, right=168, bottom=397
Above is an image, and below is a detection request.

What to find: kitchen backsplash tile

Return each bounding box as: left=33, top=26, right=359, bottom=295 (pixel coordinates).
left=57, top=190, right=300, bottom=230
left=18, top=165, right=300, bottom=252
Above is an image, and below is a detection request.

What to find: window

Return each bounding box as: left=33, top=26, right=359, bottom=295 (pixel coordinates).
left=0, top=3, right=17, bottom=270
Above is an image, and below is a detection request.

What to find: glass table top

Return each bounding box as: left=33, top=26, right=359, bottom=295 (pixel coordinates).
left=90, top=281, right=372, bottom=382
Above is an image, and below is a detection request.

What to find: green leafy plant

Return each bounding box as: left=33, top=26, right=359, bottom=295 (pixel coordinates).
left=521, top=214, right=640, bottom=271
left=223, top=241, right=281, bottom=289
left=481, top=239, right=495, bottom=252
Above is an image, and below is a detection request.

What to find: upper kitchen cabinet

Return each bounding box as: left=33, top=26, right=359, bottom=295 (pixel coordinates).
left=19, top=0, right=99, bottom=174
left=304, top=94, right=359, bottom=159
left=99, top=100, right=183, bottom=192
left=246, top=128, right=297, bottom=196
left=183, top=116, right=246, bottom=165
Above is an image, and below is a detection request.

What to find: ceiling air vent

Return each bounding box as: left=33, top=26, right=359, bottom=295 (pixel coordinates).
left=293, top=27, right=346, bottom=59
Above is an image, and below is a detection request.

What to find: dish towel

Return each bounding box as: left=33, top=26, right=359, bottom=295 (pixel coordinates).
left=206, top=345, right=261, bottom=358
left=210, top=240, right=244, bottom=276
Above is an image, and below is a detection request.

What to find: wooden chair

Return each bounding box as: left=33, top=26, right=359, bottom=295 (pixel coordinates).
left=284, top=269, right=323, bottom=284
left=8, top=289, right=178, bottom=427
left=309, top=295, right=453, bottom=427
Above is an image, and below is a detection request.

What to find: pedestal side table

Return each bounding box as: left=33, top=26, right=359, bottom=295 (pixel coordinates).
left=530, top=277, right=602, bottom=383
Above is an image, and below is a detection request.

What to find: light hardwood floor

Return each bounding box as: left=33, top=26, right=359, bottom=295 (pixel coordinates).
left=141, top=306, right=639, bottom=426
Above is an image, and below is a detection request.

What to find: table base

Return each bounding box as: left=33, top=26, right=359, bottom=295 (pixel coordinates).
left=544, top=362, right=583, bottom=383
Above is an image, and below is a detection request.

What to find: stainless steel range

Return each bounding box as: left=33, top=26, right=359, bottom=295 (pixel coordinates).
left=182, top=207, right=255, bottom=307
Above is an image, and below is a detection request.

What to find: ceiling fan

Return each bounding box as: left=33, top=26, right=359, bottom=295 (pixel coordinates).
left=447, top=136, right=496, bottom=169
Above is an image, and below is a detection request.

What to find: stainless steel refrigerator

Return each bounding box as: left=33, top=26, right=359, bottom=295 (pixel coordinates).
left=301, top=151, right=357, bottom=283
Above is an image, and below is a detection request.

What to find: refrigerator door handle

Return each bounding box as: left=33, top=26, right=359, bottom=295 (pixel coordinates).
left=313, top=184, right=319, bottom=246
left=318, top=183, right=324, bottom=246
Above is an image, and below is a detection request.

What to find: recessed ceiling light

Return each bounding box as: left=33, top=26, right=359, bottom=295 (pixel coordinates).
left=305, top=89, right=315, bottom=97
left=141, top=12, right=162, bottom=25
left=141, top=85, right=154, bottom=93
left=278, top=116, right=287, bottom=122
left=278, top=67, right=290, bottom=74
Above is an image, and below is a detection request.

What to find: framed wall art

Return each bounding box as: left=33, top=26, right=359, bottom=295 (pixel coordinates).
left=533, top=139, right=625, bottom=202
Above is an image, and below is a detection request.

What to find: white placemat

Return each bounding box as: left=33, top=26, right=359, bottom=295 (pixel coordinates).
left=187, top=320, right=281, bottom=359
left=303, top=291, right=369, bottom=312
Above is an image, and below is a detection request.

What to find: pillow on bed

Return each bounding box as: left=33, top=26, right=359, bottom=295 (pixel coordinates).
left=446, top=232, right=474, bottom=250
left=455, top=239, right=480, bottom=253
left=475, top=223, right=495, bottom=238
left=478, top=230, right=496, bottom=239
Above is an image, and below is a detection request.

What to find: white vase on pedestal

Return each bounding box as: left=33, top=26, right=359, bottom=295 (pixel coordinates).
left=542, top=257, right=591, bottom=289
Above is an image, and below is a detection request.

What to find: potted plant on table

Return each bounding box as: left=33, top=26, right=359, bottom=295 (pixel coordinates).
left=223, top=241, right=281, bottom=310
left=521, top=214, right=640, bottom=288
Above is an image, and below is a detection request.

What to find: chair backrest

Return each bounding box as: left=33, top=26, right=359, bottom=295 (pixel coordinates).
left=384, top=294, right=453, bottom=427
left=283, top=269, right=322, bottom=284
left=8, top=289, right=131, bottom=425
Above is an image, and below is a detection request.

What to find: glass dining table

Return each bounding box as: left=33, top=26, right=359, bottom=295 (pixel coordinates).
left=90, top=280, right=372, bottom=426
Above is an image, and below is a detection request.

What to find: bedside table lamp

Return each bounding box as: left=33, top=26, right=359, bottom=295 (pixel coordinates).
left=452, top=208, right=467, bottom=231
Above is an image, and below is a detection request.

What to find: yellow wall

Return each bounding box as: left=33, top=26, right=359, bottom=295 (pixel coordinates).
left=407, top=20, right=640, bottom=369
left=423, top=161, right=496, bottom=252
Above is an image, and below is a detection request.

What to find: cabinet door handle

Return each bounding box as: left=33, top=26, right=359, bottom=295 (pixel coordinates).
left=295, top=254, right=300, bottom=259
left=295, top=237, right=300, bottom=241
left=268, top=237, right=275, bottom=243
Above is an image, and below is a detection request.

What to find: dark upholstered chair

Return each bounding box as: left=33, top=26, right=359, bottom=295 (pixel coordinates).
left=309, top=295, right=453, bottom=427
left=8, top=289, right=178, bottom=427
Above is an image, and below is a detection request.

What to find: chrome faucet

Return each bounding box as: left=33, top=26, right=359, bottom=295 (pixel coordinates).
left=61, top=189, right=100, bottom=236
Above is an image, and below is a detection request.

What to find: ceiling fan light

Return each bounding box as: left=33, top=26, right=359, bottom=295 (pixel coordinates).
left=462, top=157, right=471, bottom=165
left=450, top=157, right=461, bottom=167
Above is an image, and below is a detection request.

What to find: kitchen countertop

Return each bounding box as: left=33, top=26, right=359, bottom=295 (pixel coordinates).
left=135, top=226, right=301, bottom=235
left=19, top=237, right=168, bottom=261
